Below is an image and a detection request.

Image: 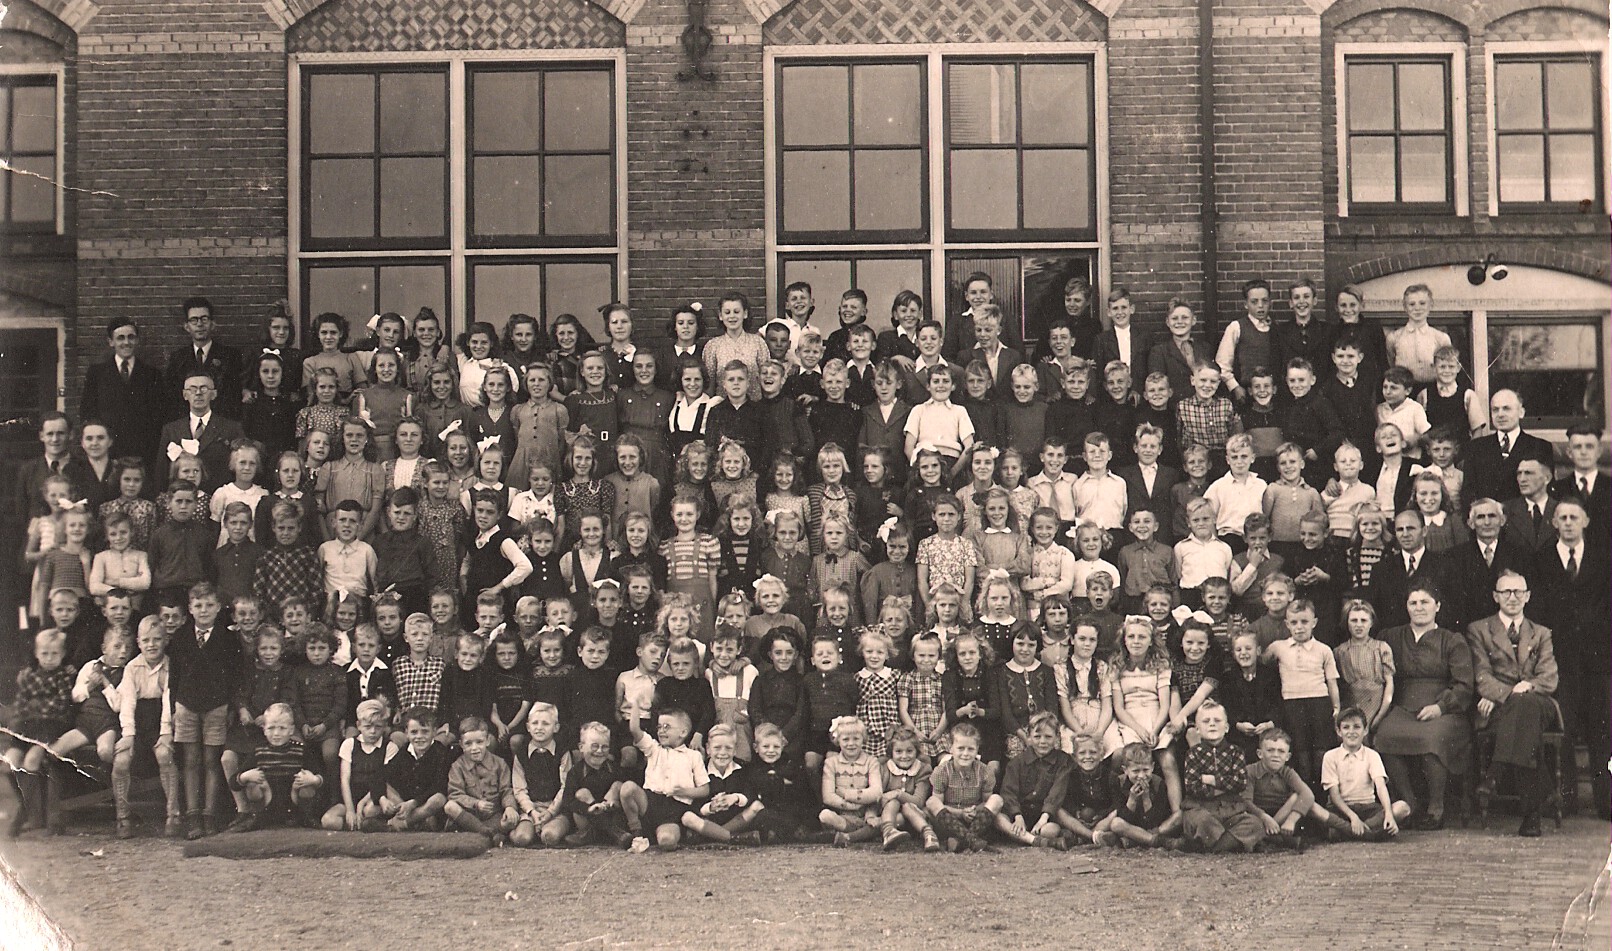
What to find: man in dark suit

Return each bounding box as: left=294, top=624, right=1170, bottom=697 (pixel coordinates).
left=1526, top=498, right=1610, bottom=817
left=1116, top=422, right=1184, bottom=541
left=80, top=317, right=167, bottom=468
left=1366, top=509, right=1464, bottom=630
left=156, top=371, right=246, bottom=493
left=1550, top=423, right=1609, bottom=543
left=1273, top=279, right=1338, bottom=372
left=1091, top=287, right=1152, bottom=381
left=164, top=296, right=244, bottom=420
left=1500, top=458, right=1559, bottom=555
left=1449, top=498, right=1533, bottom=627
left=13, top=412, right=95, bottom=525
left=1461, top=388, right=1553, bottom=511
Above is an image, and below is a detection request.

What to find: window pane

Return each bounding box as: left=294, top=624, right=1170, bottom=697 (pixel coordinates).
left=473, top=72, right=540, bottom=153
left=1495, top=62, right=1543, bottom=130
left=853, top=150, right=922, bottom=231
left=1498, top=135, right=1546, bottom=203
left=1489, top=321, right=1602, bottom=421
left=948, top=64, right=1017, bottom=145
left=472, top=264, right=542, bottom=333
left=947, top=256, right=1022, bottom=336
left=10, top=85, right=55, bottom=153
left=379, top=157, right=445, bottom=237
left=782, top=151, right=849, bottom=232
left=1399, top=136, right=1447, bottom=203
left=853, top=258, right=925, bottom=318
left=473, top=156, right=541, bottom=236
left=950, top=150, right=1018, bottom=229
left=309, top=158, right=375, bottom=237
left=1022, top=149, right=1088, bottom=230
left=9, top=154, right=54, bottom=223
left=546, top=263, right=615, bottom=340
left=781, top=66, right=848, bottom=147
left=781, top=259, right=851, bottom=339
left=379, top=73, right=445, bottom=153
left=1021, top=63, right=1085, bottom=145
left=1347, top=64, right=1395, bottom=131
left=544, top=155, right=613, bottom=236
left=378, top=265, right=446, bottom=319
left=1023, top=254, right=1095, bottom=345
left=309, top=74, right=374, bottom=154
left=308, top=266, right=377, bottom=321
left=1548, top=134, right=1595, bottom=204
left=1398, top=64, right=1447, bottom=131
left=546, top=71, right=612, bottom=152
left=1546, top=62, right=1595, bottom=129
left=852, top=64, right=921, bottom=146
left=1349, top=136, right=1396, bottom=202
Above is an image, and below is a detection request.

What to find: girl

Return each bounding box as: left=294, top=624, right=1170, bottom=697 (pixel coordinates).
left=818, top=715, right=883, bottom=846
left=914, top=495, right=978, bottom=623
left=991, top=624, right=1057, bottom=761
left=211, top=441, right=269, bottom=544
left=546, top=313, right=594, bottom=396
left=667, top=441, right=719, bottom=535
left=427, top=587, right=466, bottom=660
left=1346, top=501, right=1389, bottom=591
left=156, top=453, right=211, bottom=528
left=763, top=453, right=810, bottom=536
left=461, top=489, right=533, bottom=624
left=660, top=490, right=722, bottom=639
left=468, top=366, right=519, bottom=466
left=1103, top=617, right=1182, bottom=820
left=656, top=304, right=706, bottom=391
left=969, top=487, right=1031, bottom=586
left=1038, top=592, right=1073, bottom=662
left=748, top=628, right=807, bottom=749
left=242, top=351, right=301, bottom=464
left=489, top=632, right=532, bottom=752
left=943, top=630, right=1001, bottom=771
left=616, top=350, right=674, bottom=488
left=711, top=439, right=758, bottom=515
left=758, top=510, right=814, bottom=629
left=702, top=291, right=769, bottom=403
left=875, top=597, right=914, bottom=668
left=861, top=521, right=917, bottom=629
left=99, top=458, right=157, bottom=551
left=322, top=418, right=385, bottom=539
left=357, top=312, right=409, bottom=381
left=1220, top=630, right=1281, bottom=755
left=904, top=448, right=953, bottom=548
left=1022, top=508, right=1075, bottom=615
left=973, top=570, right=1031, bottom=667
left=440, top=429, right=478, bottom=499
left=1069, top=523, right=1121, bottom=600
left=381, top=418, right=430, bottom=503
left=419, top=462, right=467, bottom=587
left=558, top=435, right=614, bottom=546
left=509, top=363, right=568, bottom=493
left=325, top=592, right=360, bottom=667
left=1166, top=618, right=1220, bottom=742
left=500, top=313, right=545, bottom=380
left=956, top=444, right=1001, bottom=532
left=560, top=512, right=615, bottom=613
left=716, top=493, right=764, bottom=598
left=302, top=313, right=367, bottom=400
left=708, top=627, right=758, bottom=760
left=519, top=517, right=566, bottom=605
left=745, top=575, right=809, bottom=660
left=511, top=460, right=560, bottom=535
left=853, top=447, right=902, bottom=555
left=667, top=358, right=715, bottom=460
left=408, top=308, right=455, bottom=402
left=36, top=507, right=93, bottom=615
left=1060, top=619, right=1112, bottom=744
left=616, top=562, right=660, bottom=640
left=355, top=348, right=414, bottom=461
left=456, top=321, right=520, bottom=408
left=925, top=581, right=967, bottom=663
left=1143, top=584, right=1180, bottom=656
left=566, top=351, right=619, bottom=478
left=613, top=510, right=667, bottom=591
left=1333, top=598, right=1395, bottom=734
left=90, top=513, right=152, bottom=608
left=420, top=368, right=471, bottom=458
left=295, top=367, right=347, bottom=441
left=855, top=629, right=902, bottom=758
left=599, top=302, right=639, bottom=388
left=999, top=448, right=1040, bottom=530
left=806, top=443, right=857, bottom=557
left=253, top=305, right=307, bottom=397
left=1412, top=471, right=1468, bottom=554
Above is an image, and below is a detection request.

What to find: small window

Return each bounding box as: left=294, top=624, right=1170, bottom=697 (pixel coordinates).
left=1345, top=58, right=1454, bottom=211
left=1, top=75, right=59, bottom=230
left=1494, top=57, right=1602, bottom=211
left=1488, top=316, right=1604, bottom=427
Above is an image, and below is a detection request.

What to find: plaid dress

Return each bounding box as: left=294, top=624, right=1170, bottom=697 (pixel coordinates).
left=897, top=668, right=945, bottom=754
left=855, top=666, right=901, bottom=758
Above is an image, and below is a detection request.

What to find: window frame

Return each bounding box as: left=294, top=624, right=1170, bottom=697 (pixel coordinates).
left=289, top=49, right=628, bottom=342
left=1484, top=311, right=1605, bottom=430
left=0, top=65, right=66, bottom=235
left=1485, top=42, right=1609, bottom=216
left=764, top=43, right=1109, bottom=344
left=1334, top=43, right=1469, bottom=218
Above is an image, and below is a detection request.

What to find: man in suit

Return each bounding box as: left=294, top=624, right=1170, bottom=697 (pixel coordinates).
left=960, top=304, right=1025, bottom=400
left=164, top=296, right=244, bottom=420
left=1091, top=286, right=1151, bottom=381
left=1467, top=569, right=1559, bottom=836
left=1527, top=498, right=1610, bottom=817
left=80, top=317, right=167, bottom=468
left=1367, top=508, right=1464, bottom=630
left=1273, top=279, right=1338, bottom=372
left=13, top=412, right=95, bottom=525
left=1450, top=498, right=1533, bottom=627
left=1461, top=388, right=1553, bottom=511
left=157, top=372, right=246, bottom=493
left=1116, top=422, right=1183, bottom=541
left=1500, top=458, right=1559, bottom=555
left=1550, top=423, right=1609, bottom=543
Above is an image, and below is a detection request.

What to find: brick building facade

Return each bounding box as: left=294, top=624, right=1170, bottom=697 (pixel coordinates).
left=2, top=0, right=1607, bottom=437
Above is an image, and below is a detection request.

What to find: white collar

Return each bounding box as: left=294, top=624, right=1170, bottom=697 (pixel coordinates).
left=348, top=657, right=389, bottom=672
left=475, top=527, right=499, bottom=547
left=1558, top=539, right=1583, bottom=560
left=886, top=760, right=922, bottom=778
left=1005, top=658, right=1041, bottom=674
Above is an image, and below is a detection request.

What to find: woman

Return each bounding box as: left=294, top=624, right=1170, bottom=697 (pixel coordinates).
left=1374, top=580, right=1474, bottom=830
left=1333, top=284, right=1388, bottom=393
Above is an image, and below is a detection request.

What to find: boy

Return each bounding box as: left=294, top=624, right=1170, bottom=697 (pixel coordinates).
left=1261, top=599, right=1339, bottom=786
left=785, top=331, right=827, bottom=405
left=1237, top=366, right=1283, bottom=481
left=1092, top=286, right=1151, bottom=381
left=1385, top=284, right=1451, bottom=386
left=228, top=703, right=325, bottom=829
left=1378, top=366, right=1431, bottom=457
left=734, top=722, right=812, bottom=843
left=381, top=706, right=451, bottom=831
left=345, top=625, right=398, bottom=729
left=803, top=632, right=858, bottom=773
left=1322, top=442, right=1376, bottom=542
left=444, top=716, right=518, bottom=842
left=903, top=363, right=975, bottom=475
left=1366, top=422, right=1422, bottom=517
left=925, top=722, right=1002, bottom=853
left=1079, top=570, right=1124, bottom=653
left=962, top=306, right=1025, bottom=400
left=707, top=361, right=766, bottom=457
left=1263, top=444, right=1324, bottom=560
left=319, top=500, right=378, bottom=602
left=696, top=724, right=750, bottom=837
left=1204, top=433, right=1267, bottom=555
left=1322, top=335, right=1379, bottom=453
left=1173, top=498, right=1233, bottom=610
left=1230, top=514, right=1284, bottom=620
left=1321, top=706, right=1410, bottom=840
left=318, top=698, right=396, bottom=832
left=167, top=581, right=240, bottom=840
left=1280, top=359, right=1344, bottom=487
left=759, top=359, right=814, bottom=475
left=1422, top=427, right=1465, bottom=507
left=1176, top=365, right=1241, bottom=461
left=147, top=481, right=216, bottom=602
left=1044, top=364, right=1096, bottom=466
left=1028, top=438, right=1078, bottom=523
left=1249, top=574, right=1295, bottom=648
left=1136, top=372, right=1181, bottom=468
left=438, top=634, right=493, bottom=744
left=253, top=502, right=324, bottom=613
left=1243, top=728, right=1329, bottom=850
left=944, top=271, right=1019, bottom=359
left=900, top=320, right=965, bottom=406
left=824, top=288, right=869, bottom=366
left=567, top=628, right=621, bottom=753
left=619, top=708, right=731, bottom=850
left=857, top=365, right=910, bottom=484
left=1000, top=364, right=1047, bottom=462
left=294, top=626, right=348, bottom=781
left=1073, top=432, right=1129, bottom=535
left=1118, top=423, right=1182, bottom=543
left=55, top=626, right=132, bottom=771
left=113, top=618, right=182, bottom=838
left=1215, top=279, right=1277, bottom=406
left=1170, top=444, right=1213, bottom=541
left=223, top=628, right=296, bottom=822
left=1178, top=700, right=1263, bottom=853
left=1285, top=514, right=1344, bottom=645
left=391, top=613, right=446, bottom=744
left=617, top=632, right=667, bottom=766
left=510, top=703, right=570, bottom=847
left=560, top=721, right=629, bottom=846
left=808, top=360, right=862, bottom=458
left=372, top=488, right=439, bottom=616
left=842, top=324, right=879, bottom=407
left=995, top=713, right=1073, bottom=850
left=1102, top=742, right=1179, bottom=847
left=470, top=590, right=508, bottom=645
left=1199, top=577, right=1240, bottom=651
left=1118, top=509, right=1176, bottom=613
left=652, top=638, right=718, bottom=750
left=214, top=503, right=262, bottom=607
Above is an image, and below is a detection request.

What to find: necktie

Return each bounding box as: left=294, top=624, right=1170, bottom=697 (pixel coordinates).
left=1507, top=622, right=1519, bottom=646
left=196, top=347, right=206, bottom=366
left=1580, top=476, right=1589, bottom=496
left=1482, top=544, right=1494, bottom=567
left=1406, top=553, right=1418, bottom=575
left=1532, top=505, right=1542, bottom=534
left=120, top=359, right=131, bottom=381
left=1179, top=338, right=1194, bottom=364
left=1499, top=432, right=1511, bottom=456
left=1566, top=549, right=1579, bottom=578
left=194, top=417, right=206, bottom=439
left=196, top=628, right=209, bottom=647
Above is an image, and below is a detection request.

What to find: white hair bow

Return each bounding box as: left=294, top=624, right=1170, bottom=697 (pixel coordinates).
left=167, top=439, right=200, bottom=461
left=437, top=419, right=462, bottom=441
left=55, top=498, right=88, bottom=512
left=876, top=517, right=898, bottom=544
left=476, top=436, right=500, bottom=454
left=592, top=578, right=622, bottom=591
left=753, top=574, right=783, bottom=591
left=367, top=314, right=383, bottom=332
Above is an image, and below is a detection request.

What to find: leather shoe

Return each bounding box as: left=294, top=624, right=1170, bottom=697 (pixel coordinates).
left=1412, top=813, right=1445, bottom=831
left=1517, top=815, right=1542, bottom=837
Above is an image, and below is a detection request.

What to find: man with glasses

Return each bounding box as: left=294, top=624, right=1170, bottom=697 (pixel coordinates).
left=1467, top=570, right=1558, bottom=836
left=156, top=373, right=245, bottom=492
left=164, top=297, right=243, bottom=419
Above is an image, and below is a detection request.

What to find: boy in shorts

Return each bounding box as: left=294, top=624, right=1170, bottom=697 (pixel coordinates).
left=619, top=708, right=732, bottom=851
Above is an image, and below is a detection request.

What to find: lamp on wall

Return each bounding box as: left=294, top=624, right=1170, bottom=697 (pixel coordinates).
left=678, top=0, right=716, bottom=82
left=1467, top=254, right=1510, bottom=286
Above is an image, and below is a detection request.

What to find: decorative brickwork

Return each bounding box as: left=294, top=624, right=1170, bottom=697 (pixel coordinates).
left=1332, top=8, right=1466, bottom=42
left=763, top=0, right=1106, bottom=46
left=288, top=0, right=625, bottom=53
left=1485, top=7, right=1606, bottom=41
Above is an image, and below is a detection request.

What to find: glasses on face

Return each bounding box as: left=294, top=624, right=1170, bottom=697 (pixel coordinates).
left=1495, top=588, right=1529, bottom=597
left=184, top=385, right=215, bottom=394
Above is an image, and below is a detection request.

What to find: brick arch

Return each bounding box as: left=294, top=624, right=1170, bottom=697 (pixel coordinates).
left=9, top=0, right=95, bottom=33
left=264, top=0, right=633, bottom=29
left=2, top=0, right=80, bottom=48
left=1323, top=0, right=1476, bottom=31
left=1343, top=246, right=1611, bottom=284
left=1480, top=0, right=1608, bottom=29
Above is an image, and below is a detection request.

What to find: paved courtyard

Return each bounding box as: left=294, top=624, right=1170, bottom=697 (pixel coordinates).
left=2, top=818, right=1607, bottom=950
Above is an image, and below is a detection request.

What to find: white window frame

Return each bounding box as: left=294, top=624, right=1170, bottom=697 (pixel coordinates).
left=1334, top=42, right=1469, bottom=218
left=1484, top=41, right=1609, bottom=217
left=763, top=42, right=1110, bottom=325
left=0, top=64, right=68, bottom=235
left=287, top=49, right=629, bottom=337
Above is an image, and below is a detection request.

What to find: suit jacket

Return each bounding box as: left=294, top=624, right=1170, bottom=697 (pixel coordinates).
left=1361, top=456, right=1419, bottom=515
left=1274, top=318, right=1339, bottom=372
left=1449, top=537, right=1533, bottom=627
left=900, top=360, right=965, bottom=407
left=1466, top=614, right=1558, bottom=702
left=961, top=344, right=1027, bottom=400
left=165, top=341, right=245, bottom=419
left=1365, top=546, right=1464, bottom=630
left=1092, top=327, right=1153, bottom=377
left=1500, top=496, right=1559, bottom=554
left=81, top=356, right=168, bottom=465
left=14, top=455, right=97, bottom=523
left=1461, top=429, right=1553, bottom=510
left=1527, top=542, right=1611, bottom=673
left=1550, top=473, right=1611, bottom=542
left=1319, top=374, right=1380, bottom=461
left=1116, top=463, right=1184, bottom=540
left=1147, top=336, right=1211, bottom=400
left=157, top=415, right=247, bottom=492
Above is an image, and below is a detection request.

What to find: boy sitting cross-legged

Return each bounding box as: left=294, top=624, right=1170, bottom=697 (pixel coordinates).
left=227, top=702, right=325, bottom=830
left=619, top=707, right=732, bottom=851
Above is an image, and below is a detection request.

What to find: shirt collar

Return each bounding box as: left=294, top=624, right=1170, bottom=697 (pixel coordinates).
left=886, top=760, right=922, bottom=778
left=1005, top=658, right=1040, bottom=674
left=348, top=657, right=389, bottom=672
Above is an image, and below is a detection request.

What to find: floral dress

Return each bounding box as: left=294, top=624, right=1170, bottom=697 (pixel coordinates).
left=855, top=665, right=902, bottom=758
left=418, top=497, right=467, bottom=585
left=915, top=533, right=980, bottom=603
left=558, top=479, right=615, bottom=546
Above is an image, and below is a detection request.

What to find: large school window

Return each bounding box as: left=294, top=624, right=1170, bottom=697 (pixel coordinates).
left=1334, top=44, right=1469, bottom=218
left=1492, top=55, right=1602, bottom=212
left=0, top=72, right=61, bottom=232
left=292, top=54, right=624, bottom=341
left=768, top=48, right=1106, bottom=345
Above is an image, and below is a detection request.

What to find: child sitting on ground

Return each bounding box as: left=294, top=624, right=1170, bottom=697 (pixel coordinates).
left=509, top=703, right=569, bottom=848
left=1099, top=741, right=1178, bottom=848
left=559, top=721, right=627, bottom=847
left=444, top=716, right=518, bottom=843
left=878, top=726, right=940, bottom=851
left=1244, top=728, right=1329, bottom=851
left=619, top=708, right=731, bottom=851
left=1178, top=700, right=1263, bottom=853
left=995, top=711, right=1073, bottom=850
left=818, top=715, right=884, bottom=847
left=1321, top=706, right=1411, bottom=841
left=381, top=706, right=451, bottom=832
left=734, top=722, right=812, bottom=844
left=319, top=699, right=397, bottom=832
left=228, top=702, right=325, bottom=830
left=925, top=722, right=1002, bottom=853
left=1056, top=733, right=1120, bottom=846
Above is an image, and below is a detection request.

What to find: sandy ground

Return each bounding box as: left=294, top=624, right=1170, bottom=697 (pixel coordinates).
left=2, top=817, right=1608, bottom=951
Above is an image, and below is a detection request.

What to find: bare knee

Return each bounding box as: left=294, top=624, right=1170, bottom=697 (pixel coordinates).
left=509, top=823, right=536, bottom=848
left=656, top=826, right=681, bottom=850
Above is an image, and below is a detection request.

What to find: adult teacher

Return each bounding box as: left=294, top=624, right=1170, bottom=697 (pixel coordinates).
left=1374, top=580, right=1474, bottom=830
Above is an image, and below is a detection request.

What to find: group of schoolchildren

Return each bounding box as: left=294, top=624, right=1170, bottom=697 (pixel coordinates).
left=3, top=274, right=1601, bottom=853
